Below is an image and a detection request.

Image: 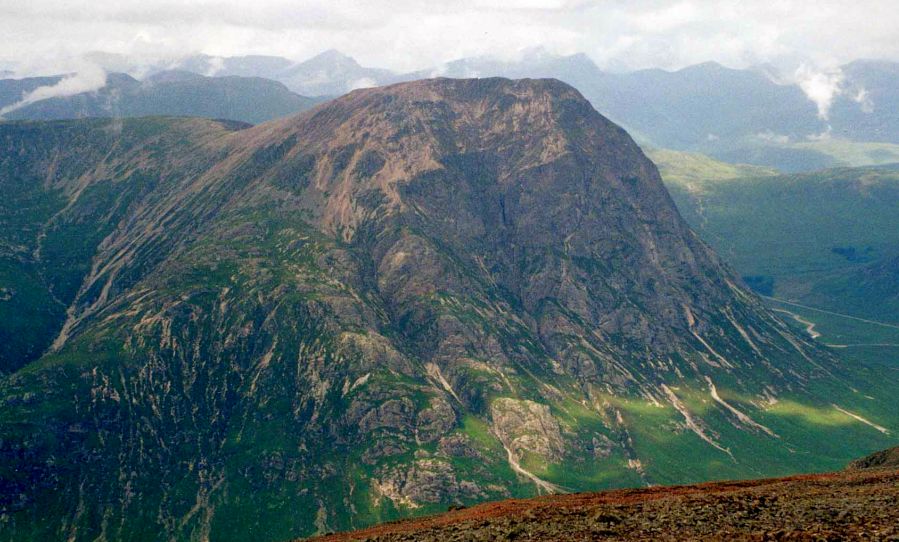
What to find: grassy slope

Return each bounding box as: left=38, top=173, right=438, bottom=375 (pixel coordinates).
left=653, top=150, right=899, bottom=486
left=646, top=147, right=777, bottom=190
left=701, top=137, right=899, bottom=173
left=660, top=157, right=899, bottom=323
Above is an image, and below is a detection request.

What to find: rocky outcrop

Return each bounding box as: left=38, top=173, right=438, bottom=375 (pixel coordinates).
left=490, top=398, right=565, bottom=462
left=848, top=446, right=899, bottom=469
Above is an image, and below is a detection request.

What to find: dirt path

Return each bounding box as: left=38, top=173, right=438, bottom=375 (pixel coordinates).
left=771, top=307, right=821, bottom=339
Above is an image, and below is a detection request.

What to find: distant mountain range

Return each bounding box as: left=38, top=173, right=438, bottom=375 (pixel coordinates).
left=0, top=70, right=320, bottom=125
left=84, top=49, right=403, bottom=97
left=4, top=50, right=899, bottom=171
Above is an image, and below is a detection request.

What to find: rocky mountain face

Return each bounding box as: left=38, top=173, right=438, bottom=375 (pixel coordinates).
left=0, top=78, right=877, bottom=542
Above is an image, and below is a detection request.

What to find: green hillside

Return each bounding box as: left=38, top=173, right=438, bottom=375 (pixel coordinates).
left=706, top=138, right=899, bottom=173
left=663, top=163, right=899, bottom=324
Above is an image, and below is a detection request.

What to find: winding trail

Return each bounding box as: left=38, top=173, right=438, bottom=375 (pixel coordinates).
left=771, top=308, right=821, bottom=339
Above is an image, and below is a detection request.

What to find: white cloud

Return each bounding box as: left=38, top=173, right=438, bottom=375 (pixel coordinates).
left=203, top=56, right=225, bottom=77
left=852, top=87, right=874, bottom=113
left=794, top=64, right=844, bottom=120
left=0, top=61, right=107, bottom=117
left=1, top=0, right=899, bottom=76
left=348, top=77, right=377, bottom=91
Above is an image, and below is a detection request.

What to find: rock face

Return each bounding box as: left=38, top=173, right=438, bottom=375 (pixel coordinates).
left=0, top=78, right=844, bottom=541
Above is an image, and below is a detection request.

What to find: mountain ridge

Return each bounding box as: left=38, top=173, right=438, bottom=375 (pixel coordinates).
left=8, top=50, right=899, bottom=164
left=0, top=70, right=320, bottom=124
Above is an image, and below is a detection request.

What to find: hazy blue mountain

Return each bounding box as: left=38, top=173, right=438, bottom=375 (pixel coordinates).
left=90, top=50, right=402, bottom=96
left=605, top=62, right=823, bottom=149
left=399, top=50, right=825, bottom=149
left=68, top=50, right=899, bottom=167
left=274, top=49, right=401, bottom=96
left=179, top=54, right=294, bottom=79
left=1, top=71, right=319, bottom=124
left=82, top=51, right=291, bottom=80
left=829, top=60, right=899, bottom=143
left=0, top=75, right=63, bottom=110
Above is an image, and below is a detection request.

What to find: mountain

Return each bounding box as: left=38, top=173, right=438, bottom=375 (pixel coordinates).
left=419, top=49, right=603, bottom=88
left=597, top=62, right=822, bottom=150
left=179, top=54, right=295, bottom=79
left=0, top=71, right=320, bottom=124
left=84, top=51, right=295, bottom=80
left=307, top=466, right=899, bottom=541
left=55, top=50, right=899, bottom=168
left=403, top=50, right=825, bottom=151
left=84, top=50, right=400, bottom=97
left=276, top=50, right=400, bottom=96
left=830, top=60, right=899, bottom=143
left=0, top=75, right=63, bottom=110
left=0, top=78, right=893, bottom=541
left=39, top=50, right=899, bottom=167
left=413, top=52, right=899, bottom=169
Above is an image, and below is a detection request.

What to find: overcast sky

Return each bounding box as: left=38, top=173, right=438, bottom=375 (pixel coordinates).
left=2, top=0, right=899, bottom=75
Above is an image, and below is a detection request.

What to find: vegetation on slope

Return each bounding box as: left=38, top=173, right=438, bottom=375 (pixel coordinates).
left=662, top=162, right=899, bottom=323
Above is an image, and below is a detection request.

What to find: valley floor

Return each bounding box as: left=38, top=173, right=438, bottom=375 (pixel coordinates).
left=305, top=468, right=899, bottom=541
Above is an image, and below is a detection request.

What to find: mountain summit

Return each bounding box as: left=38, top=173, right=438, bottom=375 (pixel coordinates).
left=0, top=78, right=877, bottom=542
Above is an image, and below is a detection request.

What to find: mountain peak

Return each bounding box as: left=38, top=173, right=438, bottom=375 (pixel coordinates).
left=302, top=49, right=361, bottom=68
left=342, top=76, right=583, bottom=104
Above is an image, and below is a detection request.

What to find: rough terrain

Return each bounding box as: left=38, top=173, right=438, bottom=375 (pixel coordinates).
left=308, top=467, right=899, bottom=541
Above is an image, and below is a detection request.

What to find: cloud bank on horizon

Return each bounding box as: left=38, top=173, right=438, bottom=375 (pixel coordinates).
left=1, top=0, right=898, bottom=117
left=2, top=0, right=899, bottom=73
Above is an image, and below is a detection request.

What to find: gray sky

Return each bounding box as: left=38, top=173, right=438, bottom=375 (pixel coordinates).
left=2, top=0, right=899, bottom=75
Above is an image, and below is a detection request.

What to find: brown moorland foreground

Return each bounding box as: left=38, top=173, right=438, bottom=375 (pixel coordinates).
left=304, top=468, right=899, bottom=541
